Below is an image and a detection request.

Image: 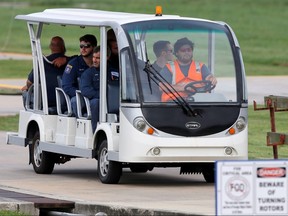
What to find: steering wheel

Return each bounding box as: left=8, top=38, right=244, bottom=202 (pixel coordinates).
left=184, top=80, right=215, bottom=96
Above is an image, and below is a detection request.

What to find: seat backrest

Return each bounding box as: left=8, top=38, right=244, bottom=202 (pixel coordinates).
left=57, top=75, right=62, bottom=88
left=25, top=84, right=42, bottom=111
left=25, top=83, right=35, bottom=111
left=77, top=77, right=81, bottom=89
left=76, top=90, right=91, bottom=119
left=55, top=75, right=73, bottom=117
left=107, top=80, right=120, bottom=115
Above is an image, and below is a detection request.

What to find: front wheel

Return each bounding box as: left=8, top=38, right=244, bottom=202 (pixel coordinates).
left=31, top=131, right=55, bottom=174
left=97, top=139, right=122, bottom=184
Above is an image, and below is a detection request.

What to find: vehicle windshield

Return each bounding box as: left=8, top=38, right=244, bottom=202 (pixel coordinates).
left=121, top=19, right=239, bottom=104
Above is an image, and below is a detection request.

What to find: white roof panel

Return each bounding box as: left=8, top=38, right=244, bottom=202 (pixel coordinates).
left=15, top=8, right=181, bottom=26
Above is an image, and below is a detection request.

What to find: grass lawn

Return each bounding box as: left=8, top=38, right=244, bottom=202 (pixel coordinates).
left=0, top=60, right=32, bottom=79
left=0, top=210, right=28, bottom=216
left=0, top=114, right=19, bottom=131
left=0, top=0, right=288, bottom=77
left=249, top=106, right=288, bottom=159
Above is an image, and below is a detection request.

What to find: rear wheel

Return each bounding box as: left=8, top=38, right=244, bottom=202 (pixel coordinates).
left=31, top=131, right=55, bottom=174
left=97, top=139, right=122, bottom=184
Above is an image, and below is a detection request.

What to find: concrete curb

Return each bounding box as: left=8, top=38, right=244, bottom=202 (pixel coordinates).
left=0, top=197, right=198, bottom=216
left=0, top=201, right=39, bottom=215
left=0, top=186, right=197, bottom=216
left=74, top=202, right=195, bottom=216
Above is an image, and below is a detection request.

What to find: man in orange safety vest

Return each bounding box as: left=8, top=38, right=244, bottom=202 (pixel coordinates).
left=160, top=37, right=217, bottom=102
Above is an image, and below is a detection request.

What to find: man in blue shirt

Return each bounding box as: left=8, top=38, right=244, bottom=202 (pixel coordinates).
left=80, top=46, right=119, bottom=132
left=21, top=36, right=69, bottom=110
left=62, top=34, right=97, bottom=117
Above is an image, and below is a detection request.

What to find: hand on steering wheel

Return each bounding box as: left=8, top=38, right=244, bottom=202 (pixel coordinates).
left=184, top=80, right=215, bottom=96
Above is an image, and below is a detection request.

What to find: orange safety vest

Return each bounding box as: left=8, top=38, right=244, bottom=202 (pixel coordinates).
left=162, top=60, right=203, bottom=102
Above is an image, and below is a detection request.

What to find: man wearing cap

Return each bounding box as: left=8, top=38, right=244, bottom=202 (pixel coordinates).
left=160, top=37, right=217, bottom=102
left=62, top=34, right=97, bottom=117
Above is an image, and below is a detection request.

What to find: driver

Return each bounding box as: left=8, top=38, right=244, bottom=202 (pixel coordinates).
left=160, top=37, right=217, bottom=102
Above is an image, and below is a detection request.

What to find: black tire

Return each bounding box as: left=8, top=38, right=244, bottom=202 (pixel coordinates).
left=97, top=139, right=122, bottom=184
left=202, top=164, right=215, bottom=183
left=31, top=131, right=55, bottom=174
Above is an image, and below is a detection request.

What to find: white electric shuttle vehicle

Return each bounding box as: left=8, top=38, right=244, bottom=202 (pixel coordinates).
left=6, top=7, right=248, bottom=184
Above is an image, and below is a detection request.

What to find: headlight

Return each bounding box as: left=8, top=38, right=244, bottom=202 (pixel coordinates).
left=227, top=116, right=246, bottom=135
left=133, top=117, right=146, bottom=132
left=236, top=117, right=246, bottom=131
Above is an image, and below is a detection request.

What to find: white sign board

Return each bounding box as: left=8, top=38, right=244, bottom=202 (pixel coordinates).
left=216, top=160, right=288, bottom=215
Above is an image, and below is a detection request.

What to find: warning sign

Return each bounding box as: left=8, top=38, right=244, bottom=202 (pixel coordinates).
left=256, top=166, right=287, bottom=214
left=217, top=162, right=253, bottom=215
left=216, top=160, right=288, bottom=215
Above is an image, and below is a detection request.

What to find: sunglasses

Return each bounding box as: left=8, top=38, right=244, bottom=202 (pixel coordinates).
left=80, top=44, right=92, bottom=49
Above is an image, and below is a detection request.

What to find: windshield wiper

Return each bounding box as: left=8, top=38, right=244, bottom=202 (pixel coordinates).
left=143, top=60, right=198, bottom=117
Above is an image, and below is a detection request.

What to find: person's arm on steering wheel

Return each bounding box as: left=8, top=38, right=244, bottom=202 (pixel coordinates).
left=205, top=74, right=217, bottom=86
left=202, top=64, right=217, bottom=86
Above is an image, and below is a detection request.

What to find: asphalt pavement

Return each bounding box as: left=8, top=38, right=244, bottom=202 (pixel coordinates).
left=0, top=79, right=24, bottom=116
left=0, top=134, right=211, bottom=215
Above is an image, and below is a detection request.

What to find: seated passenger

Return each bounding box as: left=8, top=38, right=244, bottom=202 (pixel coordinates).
left=80, top=46, right=119, bottom=132
left=62, top=34, right=97, bottom=117
left=21, top=36, right=71, bottom=109
left=152, top=40, right=174, bottom=72
left=138, top=40, right=174, bottom=102
left=107, top=29, right=119, bottom=70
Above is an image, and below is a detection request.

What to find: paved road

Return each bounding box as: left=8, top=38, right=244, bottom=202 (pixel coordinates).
left=0, top=52, right=31, bottom=60
left=247, top=76, right=288, bottom=105
left=0, top=79, right=24, bottom=116
left=0, top=131, right=214, bottom=215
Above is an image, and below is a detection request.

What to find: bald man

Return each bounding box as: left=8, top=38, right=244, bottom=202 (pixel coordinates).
left=22, top=36, right=71, bottom=108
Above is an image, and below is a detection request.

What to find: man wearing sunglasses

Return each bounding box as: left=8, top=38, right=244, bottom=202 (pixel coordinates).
left=152, top=40, right=174, bottom=72
left=140, top=40, right=174, bottom=102
left=160, top=37, right=217, bottom=102
left=62, top=34, right=97, bottom=117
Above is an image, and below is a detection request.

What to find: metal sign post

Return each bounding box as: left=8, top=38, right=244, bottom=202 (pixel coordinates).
left=254, top=95, right=288, bottom=159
